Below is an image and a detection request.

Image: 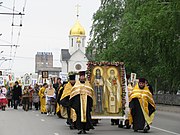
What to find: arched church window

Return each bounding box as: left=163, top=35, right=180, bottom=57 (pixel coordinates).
left=82, top=38, right=84, bottom=47
left=71, top=38, right=73, bottom=47
left=75, top=64, right=82, bottom=70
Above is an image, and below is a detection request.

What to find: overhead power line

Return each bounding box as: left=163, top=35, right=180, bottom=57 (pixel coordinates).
left=0, top=0, right=27, bottom=71
left=0, top=4, right=21, bottom=13
left=0, top=13, right=25, bottom=15
left=0, top=45, right=20, bottom=47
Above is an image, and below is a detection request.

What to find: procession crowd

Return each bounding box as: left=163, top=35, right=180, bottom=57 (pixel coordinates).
left=0, top=71, right=155, bottom=134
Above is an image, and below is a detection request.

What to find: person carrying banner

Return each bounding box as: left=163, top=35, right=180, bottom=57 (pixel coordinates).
left=129, top=78, right=156, bottom=133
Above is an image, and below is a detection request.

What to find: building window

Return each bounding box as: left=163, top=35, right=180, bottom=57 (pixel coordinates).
left=75, top=64, right=82, bottom=70
left=82, top=38, right=84, bottom=47
left=71, top=38, right=73, bottom=47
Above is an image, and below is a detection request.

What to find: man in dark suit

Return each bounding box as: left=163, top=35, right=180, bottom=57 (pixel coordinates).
left=12, top=81, right=22, bottom=109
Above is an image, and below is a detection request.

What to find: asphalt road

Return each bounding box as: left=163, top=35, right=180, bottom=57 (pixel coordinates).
left=0, top=107, right=180, bottom=135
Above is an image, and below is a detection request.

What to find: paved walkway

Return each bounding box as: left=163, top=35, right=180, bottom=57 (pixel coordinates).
left=156, top=104, right=180, bottom=113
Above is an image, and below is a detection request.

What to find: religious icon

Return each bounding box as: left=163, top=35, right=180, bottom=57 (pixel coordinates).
left=25, top=76, right=30, bottom=85
left=130, top=73, right=136, bottom=86
left=42, top=71, right=48, bottom=78
left=104, top=67, right=121, bottom=114
left=89, top=63, right=125, bottom=118
left=92, top=67, right=104, bottom=113
left=24, top=73, right=31, bottom=86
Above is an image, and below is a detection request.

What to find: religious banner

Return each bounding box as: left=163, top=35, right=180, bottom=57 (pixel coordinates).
left=0, top=76, right=4, bottom=86
left=87, top=62, right=128, bottom=119
left=24, top=73, right=31, bottom=86
left=130, top=73, right=137, bottom=86
left=42, top=71, right=48, bottom=78
left=37, top=75, right=43, bottom=85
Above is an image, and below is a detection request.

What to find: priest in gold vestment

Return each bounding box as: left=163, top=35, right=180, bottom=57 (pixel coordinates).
left=70, top=71, right=94, bottom=134
left=60, top=74, right=76, bottom=129
left=129, top=78, right=156, bottom=133
left=39, top=83, right=48, bottom=114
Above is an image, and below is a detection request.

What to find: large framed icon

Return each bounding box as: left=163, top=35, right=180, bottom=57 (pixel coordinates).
left=87, top=62, right=129, bottom=119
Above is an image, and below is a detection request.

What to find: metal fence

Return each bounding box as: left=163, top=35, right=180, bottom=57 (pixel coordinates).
left=153, top=94, right=180, bottom=106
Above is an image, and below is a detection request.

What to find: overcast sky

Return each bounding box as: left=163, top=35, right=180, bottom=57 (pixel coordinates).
left=0, top=0, right=100, bottom=77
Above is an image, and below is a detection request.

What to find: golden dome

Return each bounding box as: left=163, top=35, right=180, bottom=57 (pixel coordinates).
left=70, top=20, right=85, bottom=36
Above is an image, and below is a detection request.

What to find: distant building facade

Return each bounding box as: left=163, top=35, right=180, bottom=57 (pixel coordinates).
left=35, top=52, right=61, bottom=77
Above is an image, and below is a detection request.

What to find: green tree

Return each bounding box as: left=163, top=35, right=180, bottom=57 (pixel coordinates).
left=87, top=0, right=180, bottom=93
left=87, top=0, right=124, bottom=61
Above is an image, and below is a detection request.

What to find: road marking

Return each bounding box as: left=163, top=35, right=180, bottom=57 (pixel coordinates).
left=36, top=114, right=39, bottom=116
left=151, top=126, right=180, bottom=135
left=41, top=119, right=45, bottom=122
left=54, top=133, right=59, bottom=135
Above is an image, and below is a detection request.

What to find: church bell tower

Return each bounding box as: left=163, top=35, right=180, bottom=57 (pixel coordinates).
left=69, top=5, right=86, bottom=55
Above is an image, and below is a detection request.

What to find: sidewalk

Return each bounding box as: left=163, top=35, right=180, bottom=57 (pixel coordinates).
left=156, top=104, right=180, bottom=113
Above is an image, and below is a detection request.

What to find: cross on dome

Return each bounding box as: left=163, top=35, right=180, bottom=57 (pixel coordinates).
left=69, top=4, right=85, bottom=36
left=75, top=4, right=81, bottom=19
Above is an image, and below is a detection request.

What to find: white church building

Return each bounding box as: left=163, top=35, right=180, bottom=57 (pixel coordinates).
left=60, top=17, right=89, bottom=73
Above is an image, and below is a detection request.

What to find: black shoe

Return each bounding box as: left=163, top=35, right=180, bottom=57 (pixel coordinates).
left=143, top=128, right=148, bottom=133
left=83, top=130, right=87, bottom=134
left=146, top=125, right=150, bottom=130
left=41, top=112, right=43, bottom=114
left=118, top=124, right=123, bottom=128
left=77, top=130, right=82, bottom=134
left=69, top=125, right=74, bottom=130
left=125, top=125, right=131, bottom=129
left=66, top=121, right=71, bottom=125
left=134, top=130, right=138, bottom=132
left=2, top=107, right=5, bottom=111
left=143, top=125, right=150, bottom=133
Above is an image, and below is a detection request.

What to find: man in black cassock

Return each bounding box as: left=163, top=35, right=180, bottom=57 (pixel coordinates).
left=60, top=74, right=76, bottom=129
left=70, top=71, right=94, bottom=134
left=53, top=77, right=62, bottom=115
left=129, top=78, right=155, bottom=133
